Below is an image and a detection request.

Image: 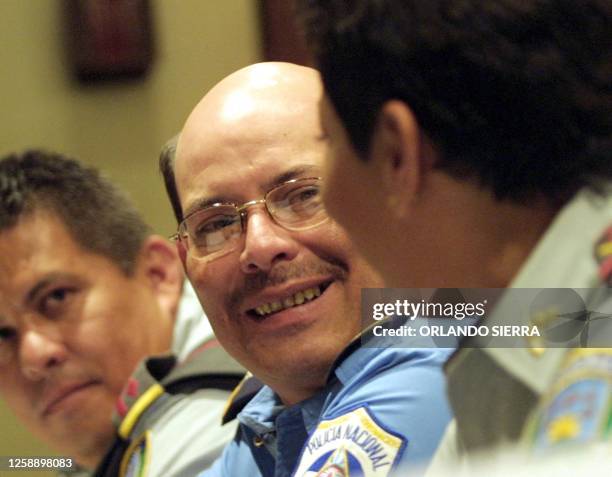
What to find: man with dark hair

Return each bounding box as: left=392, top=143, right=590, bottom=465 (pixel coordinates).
left=296, top=0, right=612, bottom=472
left=0, top=150, right=243, bottom=476
left=159, top=135, right=182, bottom=224
left=161, top=62, right=453, bottom=476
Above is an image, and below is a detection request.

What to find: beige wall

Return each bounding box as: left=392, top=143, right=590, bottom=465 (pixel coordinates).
left=0, top=0, right=262, bottom=460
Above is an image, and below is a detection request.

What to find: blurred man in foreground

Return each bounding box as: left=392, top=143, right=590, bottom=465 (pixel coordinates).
left=0, top=150, right=243, bottom=476
left=296, top=0, right=612, bottom=473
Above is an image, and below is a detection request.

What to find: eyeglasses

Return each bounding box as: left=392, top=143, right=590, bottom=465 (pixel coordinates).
left=172, top=177, right=328, bottom=261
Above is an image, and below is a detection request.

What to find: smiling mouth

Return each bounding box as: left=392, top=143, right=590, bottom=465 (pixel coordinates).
left=247, top=281, right=332, bottom=319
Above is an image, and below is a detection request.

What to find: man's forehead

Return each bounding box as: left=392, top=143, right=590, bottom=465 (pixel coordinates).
left=176, top=65, right=323, bottom=167
left=0, top=211, right=101, bottom=291
left=180, top=163, right=321, bottom=219
left=2, top=211, right=80, bottom=256
left=175, top=63, right=326, bottom=217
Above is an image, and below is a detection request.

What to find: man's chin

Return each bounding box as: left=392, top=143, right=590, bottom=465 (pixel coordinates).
left=39, top=411, right=116, bottom=468
left=47, top=427, right=114, bottom=470
left=253, top=342, right=341, bottom=387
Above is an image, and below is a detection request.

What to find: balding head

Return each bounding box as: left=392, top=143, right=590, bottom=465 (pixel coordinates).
left=174, top=63, right=322, bottom=219
left=163, top=63, right=322, bottom=223
left=166, top=62, right=382, bottom=404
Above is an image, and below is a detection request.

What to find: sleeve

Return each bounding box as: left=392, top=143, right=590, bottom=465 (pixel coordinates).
left=143, top=389, right=238, bottom=477
left=291, top=348, right=453, bottom=477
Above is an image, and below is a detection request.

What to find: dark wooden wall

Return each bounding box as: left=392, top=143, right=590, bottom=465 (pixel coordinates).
left=260, top=0, right=313, bottom=66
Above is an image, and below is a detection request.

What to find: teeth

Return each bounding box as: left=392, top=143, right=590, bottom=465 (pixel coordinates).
left=252, top=286, right=323, bottom=318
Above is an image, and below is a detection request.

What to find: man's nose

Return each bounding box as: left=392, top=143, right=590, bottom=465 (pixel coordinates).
left=19, top=326, right=68, bottom=381
left=239, top=209, right=300, bottom=274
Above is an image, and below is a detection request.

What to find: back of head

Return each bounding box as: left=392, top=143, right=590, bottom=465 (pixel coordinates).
left=0, top=150, right=151, bottom=274
left=298, top=0, right=612, bottom=203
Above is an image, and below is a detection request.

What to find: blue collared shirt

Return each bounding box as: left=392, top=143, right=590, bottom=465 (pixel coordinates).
left=202, top=343, right=452, bottom=477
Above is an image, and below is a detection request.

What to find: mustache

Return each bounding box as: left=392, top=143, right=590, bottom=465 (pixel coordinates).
left=228, top=258, right=348, bottom=313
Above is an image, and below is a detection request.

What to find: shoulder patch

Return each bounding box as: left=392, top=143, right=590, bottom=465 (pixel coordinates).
left=120, top=431, right=151, bottom=477
left=535, top=378, right=610, bottom=447
left=293, top=406, right=406, bottom=477
left=533, top=350, right=612, bottom=449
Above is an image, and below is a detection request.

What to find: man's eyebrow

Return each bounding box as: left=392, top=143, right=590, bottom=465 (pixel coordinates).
left=183, top=196, right=228, bottom=220
left=182, top=165, right=320, bottom=219
left=25, top=273, right=76, bottom=305
left=265, top=165, right=320, bottom=191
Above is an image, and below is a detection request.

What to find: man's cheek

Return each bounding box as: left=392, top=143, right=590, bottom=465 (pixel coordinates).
left=199, top=292, right=229, bottom=327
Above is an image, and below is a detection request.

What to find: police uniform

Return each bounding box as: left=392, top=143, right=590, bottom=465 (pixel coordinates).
left=426, top=190, right=612, bottom=474
left=94, top=340, right=245, bottom=477
left=201, top=333, right=453, bottom=477
left=61, top=283, right=245, bottom=477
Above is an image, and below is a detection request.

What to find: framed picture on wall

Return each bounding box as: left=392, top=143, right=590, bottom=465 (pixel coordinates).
left=64, top=0, right=154, bottom=83
left=260, top=0, right=312, bottom=66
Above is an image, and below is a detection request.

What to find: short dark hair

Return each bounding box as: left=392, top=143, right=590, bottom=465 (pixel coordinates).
left=0, top=150, right=151, bottom=275
left=158, top=135, right=183, bottom=223
left=297, top=0, right=612, bottom=203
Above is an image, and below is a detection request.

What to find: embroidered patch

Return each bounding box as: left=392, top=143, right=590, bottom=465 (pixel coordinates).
left=534, top=377, right=611, bottom=449
left=120, top=431, right=151, bottom=477
left=293, top=407, right=406, bottom=477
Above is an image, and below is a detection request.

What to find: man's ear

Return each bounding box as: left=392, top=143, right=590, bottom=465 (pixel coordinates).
left=137, top=236, right=183, bottom=322
left=369, top=100, right=423, bottom=219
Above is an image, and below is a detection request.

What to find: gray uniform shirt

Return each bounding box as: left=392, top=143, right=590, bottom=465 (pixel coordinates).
left=427, top=190, right=612, bottom=474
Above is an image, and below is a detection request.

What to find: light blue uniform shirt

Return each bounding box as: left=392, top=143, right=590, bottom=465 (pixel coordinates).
left=201, top=340, right=452, bottom=477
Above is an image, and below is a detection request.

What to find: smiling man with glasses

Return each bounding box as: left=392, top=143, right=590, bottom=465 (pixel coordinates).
left=160, top=62, right=453, bottom=476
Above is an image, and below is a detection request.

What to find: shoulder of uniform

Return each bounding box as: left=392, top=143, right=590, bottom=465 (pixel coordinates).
left=325, top=315, right=412, bottom=384
left=163, top=339, right=246, bottom=394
